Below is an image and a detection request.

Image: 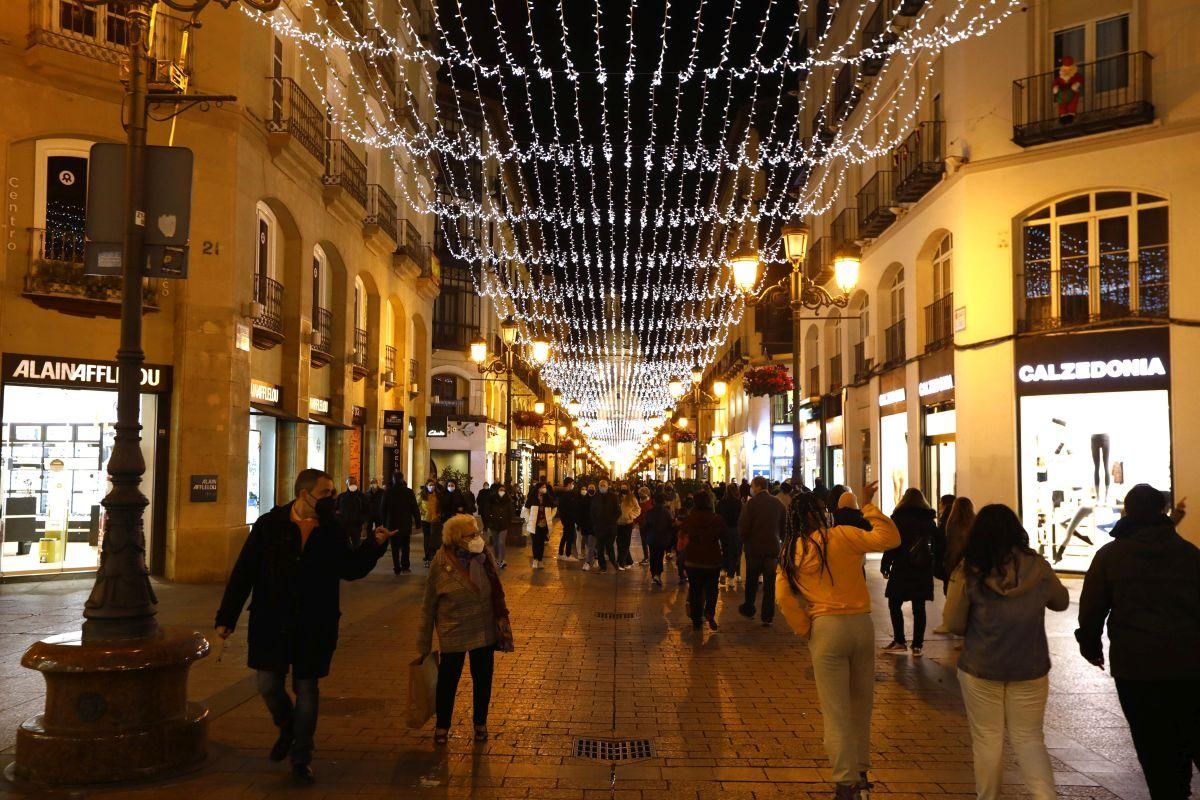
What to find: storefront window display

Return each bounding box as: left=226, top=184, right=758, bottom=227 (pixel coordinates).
left=771, top=433, right=793, bottom=483
left=1016, top=327, right=1171, bottom=571
left=924, top=408, right=956, bottom=502
left=879, top=407, right=908, bottom=515
left=247, top=414, right=277, bottom=523
left=801, top=421, right=821, bottom=488
left=1, top=355, right=168, bottom=577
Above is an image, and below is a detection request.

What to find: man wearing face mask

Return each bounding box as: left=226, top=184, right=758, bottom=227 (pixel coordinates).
left=439, top=477, right=472, bottom=524
left=215, top=469, right=393, bottom=784
left=590, top=480, right=621, bottom=573
left=419, top=479, right=442, bottom=568
left=381, top=473, right=421, bottom=575
left=336, top=477, right=370, bottom=544
left=579, top=483, right=599, bottom=570
left=481, top=483, right=514, bottom=568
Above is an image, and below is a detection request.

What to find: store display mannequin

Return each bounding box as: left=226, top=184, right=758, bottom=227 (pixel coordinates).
left=1091, top=433, right=1111, bottom=504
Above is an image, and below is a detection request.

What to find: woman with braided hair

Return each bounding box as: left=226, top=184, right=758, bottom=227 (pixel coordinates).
left=777, top=482, right=901, bottom=800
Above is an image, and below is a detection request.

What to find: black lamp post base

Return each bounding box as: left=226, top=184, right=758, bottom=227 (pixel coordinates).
left=12, top=627, right=210, bottom=785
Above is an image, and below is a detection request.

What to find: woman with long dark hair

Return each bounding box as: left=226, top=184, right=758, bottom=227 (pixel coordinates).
left=943, top=504, right=1067, bottom=799
left=881, top=488, right=937, bottom=656
left=777, top=483, right=900, bottom=799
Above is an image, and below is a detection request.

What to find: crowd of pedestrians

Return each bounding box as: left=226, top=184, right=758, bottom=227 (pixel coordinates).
left=213, top=464, right=1198, bottom=799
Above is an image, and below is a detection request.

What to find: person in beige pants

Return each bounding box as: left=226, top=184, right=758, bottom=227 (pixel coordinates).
left=943, top=504, right=1067, bottom=800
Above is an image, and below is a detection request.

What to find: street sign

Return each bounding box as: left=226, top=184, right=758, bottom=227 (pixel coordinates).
left=84, top=143, right=194, bottom=278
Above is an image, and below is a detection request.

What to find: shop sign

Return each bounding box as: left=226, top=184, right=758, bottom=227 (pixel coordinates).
left=1015, top=327, right=1170, bottom=396
left=250, top=380, right=280, bottom=406
left=383, top=410, right=405, bottom=429
left=352, top=405, right=367, bottom=426
left=2, top=354, right=171, bottom=393
left=189, top=474, right=218, bottom=503
left=918, top=375, right=954, bottom=397
left=308, top=397, right=330, bottom=416
left=878, top=388, right=906, bottom=407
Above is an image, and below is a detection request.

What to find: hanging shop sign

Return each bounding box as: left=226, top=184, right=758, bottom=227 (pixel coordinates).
left=2, top=353, right=171, bottom=393
left=250, top=379, right=281, bottom=406
left=352, top=405, right=367, bottom=426
left=1014, top=327, right=1170, bottom=396
left=383, top=410, right=405, bottom=429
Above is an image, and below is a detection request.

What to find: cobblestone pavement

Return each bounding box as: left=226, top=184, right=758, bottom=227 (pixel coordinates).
left=0, top=532, right=1192, bottom=799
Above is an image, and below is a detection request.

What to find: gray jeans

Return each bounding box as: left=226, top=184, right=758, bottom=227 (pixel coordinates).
left=256, top=670, right=319, bottom=765
left=808, top=613, right=875, bottom=784
left=486, top=527, right=506, bottom=564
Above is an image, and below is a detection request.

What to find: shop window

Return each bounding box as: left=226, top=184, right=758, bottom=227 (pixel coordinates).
left=1019, top=190, right=1168, bottom=330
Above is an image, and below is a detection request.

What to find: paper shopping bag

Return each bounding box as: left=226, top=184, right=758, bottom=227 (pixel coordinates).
left=407, top=652, right=439, bottom=729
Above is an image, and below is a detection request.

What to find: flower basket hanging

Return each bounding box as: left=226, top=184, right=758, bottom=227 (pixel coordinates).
left=742, top=364, right=794, bottom=397
left=511, top=409, right=545, bottom=428
left=673, top=429, right=697, bottom=443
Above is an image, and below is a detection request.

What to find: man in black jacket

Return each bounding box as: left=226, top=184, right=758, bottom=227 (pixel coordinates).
left=215, top=469, right=392, bottom=783
left=335, top=477, right=369, bottom=543
left=590, top=480, right=621, bottom=573
left=1077, top=484, right=1199, bottom=799
left=380, top=473, right=421, bottom=574
left=738, top=475, right=786, bottom=625
left=557, top=477, right=580, bottom=559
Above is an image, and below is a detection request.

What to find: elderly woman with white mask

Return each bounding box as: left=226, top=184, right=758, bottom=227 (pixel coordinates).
left=417, top=513, right=513, bottom=745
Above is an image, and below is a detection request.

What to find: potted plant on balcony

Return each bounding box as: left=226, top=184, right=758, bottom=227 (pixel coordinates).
left=742, top=364, right=794, bottom=397
left=511, top=410, right=545, bottom=429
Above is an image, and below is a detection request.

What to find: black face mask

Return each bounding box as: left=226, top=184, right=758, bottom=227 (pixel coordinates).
left=314, top=496, right=337, bottom=520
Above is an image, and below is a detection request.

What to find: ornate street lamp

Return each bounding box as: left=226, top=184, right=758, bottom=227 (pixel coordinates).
left=729, top=218, right=857, bottom=487
left=473, top=319, right=550, bottom=488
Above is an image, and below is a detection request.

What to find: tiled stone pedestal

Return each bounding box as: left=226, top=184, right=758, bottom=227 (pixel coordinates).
left=12, top=627, right=210, bottom=785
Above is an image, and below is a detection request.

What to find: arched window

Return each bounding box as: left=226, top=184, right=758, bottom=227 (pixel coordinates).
left=828, top=317, right=843, bottom=392
left=885, top=269, right=905, bottom=366
left=1020, top=191, right=1168, bottom=330
left=254, top=203, right=277, bottom=282
left=933, top=234, right=952, bottom=300
left=927, top=234, right=954, bottom=351
left=853, top=294, right=871, bottom=380
left=353, top=276, right=367, bottom=331
left=311, top=245, right=329, bottom=317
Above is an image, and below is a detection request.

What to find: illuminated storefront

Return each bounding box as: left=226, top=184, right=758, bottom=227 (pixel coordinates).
left=1016, top=326, right=1171, bottom=571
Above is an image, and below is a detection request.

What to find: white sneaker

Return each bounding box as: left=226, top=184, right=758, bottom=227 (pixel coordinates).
left=582, top=562, right=591, bottom=572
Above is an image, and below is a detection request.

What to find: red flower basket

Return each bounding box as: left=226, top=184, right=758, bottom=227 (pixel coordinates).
left=673, top=429, right=697, bottom=443
left=511, top=410, right=545, bottom=428
left=742, top=364, right=794, bottom=397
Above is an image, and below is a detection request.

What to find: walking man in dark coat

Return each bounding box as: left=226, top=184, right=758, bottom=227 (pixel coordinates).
left=590, top=479, right=621, bottom=573
left=215, top=468, right=392, bottom=784
left=381, top=472, right=421, bottom=574
left=738, top=475, right=786, bottom=625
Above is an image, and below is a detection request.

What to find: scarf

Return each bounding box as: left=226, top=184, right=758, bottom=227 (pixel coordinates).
left=454, top=547, right=489, bottom=592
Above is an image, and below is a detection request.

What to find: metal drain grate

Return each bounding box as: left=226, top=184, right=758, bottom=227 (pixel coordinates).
left=573, top=737, right=654, bottom=762
left=595, top=611, right=636, bottom=620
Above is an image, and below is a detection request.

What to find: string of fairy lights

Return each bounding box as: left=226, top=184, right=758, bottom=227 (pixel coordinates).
left=243, top=0, right=1018, bottom=473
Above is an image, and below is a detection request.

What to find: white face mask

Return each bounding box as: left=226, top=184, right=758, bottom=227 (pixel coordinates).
left=498, top=490, right=506, bottom=497
left=426, top=484, right=434, bottom=491
left=466, top=537, right=486, bottom=554
left=348, top=484, right=358, bottom=492
left=539, top=488, right=547, bottom=495
left=447, top=485, right=456, bottom=493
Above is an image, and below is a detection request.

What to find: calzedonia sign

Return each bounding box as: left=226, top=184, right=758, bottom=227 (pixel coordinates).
left=2, top=354, right=171, bottom=393
left=1014, top=327, right=1170, bottom=397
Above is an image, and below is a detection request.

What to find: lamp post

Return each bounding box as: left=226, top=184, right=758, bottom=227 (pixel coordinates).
left=14, top=0, right=280, bottom=785
left=471, top=317, right=550, bottom=489
left=681, top=365, right=727, bottom=481
left=731, top=220, right=859, bottom=487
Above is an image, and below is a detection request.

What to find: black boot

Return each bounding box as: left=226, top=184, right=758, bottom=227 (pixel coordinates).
left=269, top=725, right=293, bottom=762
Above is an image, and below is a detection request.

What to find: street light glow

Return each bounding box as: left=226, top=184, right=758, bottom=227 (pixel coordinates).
left=729, top=246, right=760, bottom=294
left=712, top=380, right=727, bottom=398
left=469, top=337, right=489, bottom=364
left=833, top=244, right=862, bottom=295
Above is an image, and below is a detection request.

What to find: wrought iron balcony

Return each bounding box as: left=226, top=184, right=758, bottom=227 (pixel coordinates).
left=829, top=354, right=843, bottom=393
left=808, top=366, right=821, bottom=397
left=853, top=341, right=870, bottom=382
left=252, top=274, right=284, bottom=349
left=1017, top=262, right=1168, bottom=332
left=367, top=27, right=398, bottom=100
left=860, top=0, right=899, bottom=77
left=30, top=0, right=193, bottom=91
left=23, top=227, right=159, bottom=318
left=267, top=77, right=324, bottom=164
left=396, top=218, right=432, bottom=274
left=893, top=121, right=945, bottom=203
left=832, top=207, right=859, bottom=251
left=351, top=327, right=369, bottom=380
left=806, top=236, right=834, bottom=285
left=311, top=307, right=333, bottom=367
left=341, top=0, right=366, bottom=36
left=1013, top=52, right=1154, bottom=148
left=883, top=319, right=906, bottom=368
left=324, top=140, right=368, bottom=209
left=834, top=62, right=862, bottom=120
left=858, top=170, right=898, bottom=238
left=365, top=184, right=398, bottom=242
left=383, top=345, right=397, bottom=387
left=924, top=293, right=954, bottom=352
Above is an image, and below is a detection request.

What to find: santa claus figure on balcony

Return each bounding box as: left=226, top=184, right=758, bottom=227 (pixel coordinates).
left=1052, top=56, right=1084, bottom=124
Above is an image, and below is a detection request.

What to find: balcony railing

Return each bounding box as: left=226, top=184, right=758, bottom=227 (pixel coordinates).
left=1017, top=263, right=1168, bottom=332
left=324, top=140, right=368, bottom=208
left=341, top=0, right=366, bottom=36
left=311, top=306, right=333, bottom=365
left=832, top=206, right=859, bottom=251
left=884, top=320, right=906, bottom=368
left=770, top=393, right=793, bottom=426
left=383, top=345, right=397, bottom=386
left=834, top=62, right=861, bottom=120
left=396, top=219, right=431, bottom=274
left=30, top=0, right=193, bottom=88
left=351, top=327, right=369, bottom=378
left=1013, top=52, right=1154, bottom=147
left=858, top=170, right=898, bottom=238
left=853, top=340, right=870, bottom=382
left=924, top=293, right=954, bottom=352
left=829, top=354, right=843, bottom=393
left=365, top=184, right=398, bottom=241
left=808, top=366, right=821, bottom=396
left=253, top=274, right=284, bottom=334
left=267, top=77, right=324, bottom=164
left=806, top=236, right=834, bottom=285
left=893, top=121, right=945, bottom=203
left=713, top=337, right=748, bottom=378
left=367, top=27, right=397, bottom=99
left=24, top=227, right=159, bottom=314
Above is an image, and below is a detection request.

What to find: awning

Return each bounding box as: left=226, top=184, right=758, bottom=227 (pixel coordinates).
left=309, top=414, right=352, bottom=430
left=251, top=403, right=307, bottom=424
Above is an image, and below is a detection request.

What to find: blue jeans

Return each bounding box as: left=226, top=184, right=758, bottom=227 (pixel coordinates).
left=486, top=527, right=506, bottom=564
left=257, top=670, right=319, bottom=765
left=558, top=519, right=577, bottom=556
